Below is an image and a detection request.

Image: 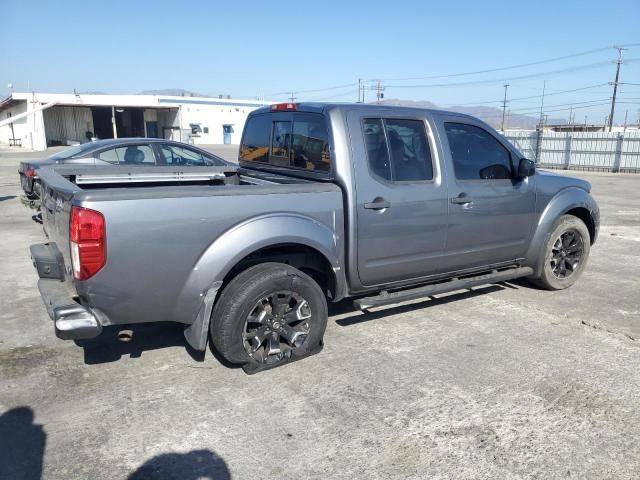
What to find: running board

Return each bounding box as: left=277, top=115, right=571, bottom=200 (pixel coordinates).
left=353, top=266, right=533, bottom=310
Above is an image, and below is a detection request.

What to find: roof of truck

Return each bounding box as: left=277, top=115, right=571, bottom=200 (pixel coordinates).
left=251, top=102, right=478, bottom=121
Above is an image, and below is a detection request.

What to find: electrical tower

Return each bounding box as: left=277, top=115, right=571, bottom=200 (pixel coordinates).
left=608, top=46, right=626, bottom=132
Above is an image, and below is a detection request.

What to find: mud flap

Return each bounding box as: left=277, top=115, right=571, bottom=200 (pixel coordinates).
left=183, top=281, right=222, bottom=351
left=241, top=341, right=324, bottom=375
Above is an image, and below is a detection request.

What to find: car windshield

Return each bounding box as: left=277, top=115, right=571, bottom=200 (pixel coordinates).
left=48, top=143, right=95, bottom=160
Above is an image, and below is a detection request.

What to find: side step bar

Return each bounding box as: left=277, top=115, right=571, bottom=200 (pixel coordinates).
left=353, top=266, right=533, bottom=310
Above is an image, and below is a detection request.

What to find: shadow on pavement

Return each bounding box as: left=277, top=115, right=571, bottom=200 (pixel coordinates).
left=0, top=195, right=16, bottom=202
left=128, top=449, right=230, bottom=480
left=333, top=283, right=508, bottom=326
left=79, top=322, right=205, bottom=365
left=0, top=406, right=46, bottom=480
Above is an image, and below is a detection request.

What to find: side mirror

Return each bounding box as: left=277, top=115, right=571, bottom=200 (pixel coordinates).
left=517, top=158, right=536, bottom=178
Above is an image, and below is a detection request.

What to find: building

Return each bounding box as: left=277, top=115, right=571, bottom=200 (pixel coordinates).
left=0, top=91, right=270, bottom=150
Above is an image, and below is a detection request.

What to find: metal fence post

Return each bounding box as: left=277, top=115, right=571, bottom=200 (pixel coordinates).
left=612, top=133, right=624, bottom=173
left=563, top=134, right=572, bottom=170
left=534, top=126, right=542, bottom=163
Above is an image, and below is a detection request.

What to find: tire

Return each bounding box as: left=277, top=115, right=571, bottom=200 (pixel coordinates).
left=210, top=262, right=328, bottom=368
left=530, top=214, right=591, bottom=290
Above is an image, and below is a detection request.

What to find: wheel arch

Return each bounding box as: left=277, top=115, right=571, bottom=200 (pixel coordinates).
left=525, top=187, right=599, bottom=278
left=180, top=213, right=346, bottom=351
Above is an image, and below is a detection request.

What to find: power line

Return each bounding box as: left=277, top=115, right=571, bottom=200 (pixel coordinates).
left=384, top=60, right=630, bottom=89
left=445, top=82, right=611, bottom=106
left=368, top=46, right=617, bottom=82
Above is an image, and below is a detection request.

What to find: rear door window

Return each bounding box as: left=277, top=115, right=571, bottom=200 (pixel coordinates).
left=96, top=145, right=156, bottom=164
left=363, top=118, right=434, bottom=182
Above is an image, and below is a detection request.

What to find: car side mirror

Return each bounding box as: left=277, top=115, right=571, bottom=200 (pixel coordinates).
left=517, top=158, right=536, bottom=178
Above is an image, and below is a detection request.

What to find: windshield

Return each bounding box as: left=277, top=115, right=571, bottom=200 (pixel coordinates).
left=48, top=143, right=94, bottom=161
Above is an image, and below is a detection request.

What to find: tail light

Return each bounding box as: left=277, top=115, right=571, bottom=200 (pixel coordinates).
left=25, top=168, right=37, bottom=178
left=70, top=206, right=106, bottom=280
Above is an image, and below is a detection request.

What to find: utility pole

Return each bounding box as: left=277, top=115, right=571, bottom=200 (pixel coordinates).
left=608, top=46, right=626, bottom=132
left=289, top=92, right=297, bottom=103
left=539, top=80, right=546, bottom=127
left=357, top=78, right=362, bottom=103
left=623, top=109, right=629, bottom=132
left=500, top=84, right=509, bottom=131
left=375, top=80, right=385, bottom=104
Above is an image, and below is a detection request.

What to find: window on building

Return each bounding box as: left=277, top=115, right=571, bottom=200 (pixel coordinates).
left=444, top=123, right=512, bottom=180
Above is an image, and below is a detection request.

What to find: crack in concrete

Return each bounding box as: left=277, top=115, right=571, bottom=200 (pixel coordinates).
left=580, top=319, right=637, bottom=342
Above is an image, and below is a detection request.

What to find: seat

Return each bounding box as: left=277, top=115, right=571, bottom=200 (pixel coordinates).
left=123, top=146, right=142, bottom=164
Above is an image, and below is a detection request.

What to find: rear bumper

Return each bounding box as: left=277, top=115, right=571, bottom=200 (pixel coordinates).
left=37, top=279, right=103, bottom=340
left=31, top=242, right=102, bottom=340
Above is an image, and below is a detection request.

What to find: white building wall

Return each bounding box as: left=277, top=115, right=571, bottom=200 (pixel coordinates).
left=0, top=92, right=270, bottom=150
left=0, top=101, right=28, bottom=146
left=172, top=101, right=263, bottom=145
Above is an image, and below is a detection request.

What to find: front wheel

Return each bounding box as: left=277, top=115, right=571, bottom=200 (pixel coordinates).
left=530, top=214, right=591, bottom=290
left=210, top=263, right=328, bottom=370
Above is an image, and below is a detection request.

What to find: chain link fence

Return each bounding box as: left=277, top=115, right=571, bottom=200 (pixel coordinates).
left=504, top=130, right=640, bottom=173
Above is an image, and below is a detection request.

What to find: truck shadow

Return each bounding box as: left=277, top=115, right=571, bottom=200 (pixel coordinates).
left=79, top=322, right=206, bottom=365
left=127, top=449, right=230, bottom=480
left=331, top=283, right=511, bottom=326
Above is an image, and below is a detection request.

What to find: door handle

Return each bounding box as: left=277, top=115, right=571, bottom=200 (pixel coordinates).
left=364, top=198, right=390, bottom=210
left=450, top=193, right=473, bottom=205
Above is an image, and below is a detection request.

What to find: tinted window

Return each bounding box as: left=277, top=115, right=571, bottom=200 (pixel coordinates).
left=97, top=145, right=155, bottom=164
left=161, top=144, right=223, bottom=166
left=241, top=112, right=331, bottom=173
left=385, top=119, right=433, bottom=181
left=363, top=118, right=433, bottom=182
left=271, top=121, right=292, bottom=166
left=363, top=118, right=391, bottom=181
left=445, top=123, right=512, bottom=180
left=291, top=114, right=330, bottom=172
left=240, top=114, right=270, bottom=163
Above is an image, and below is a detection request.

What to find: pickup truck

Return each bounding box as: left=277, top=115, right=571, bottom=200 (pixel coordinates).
left=31, top=103, right=599, bottom=373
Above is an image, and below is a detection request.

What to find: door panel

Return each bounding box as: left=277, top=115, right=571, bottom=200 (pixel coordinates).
left=438, top=119, right=536, bottom=272
left=347, top=111, right=449, bottom=287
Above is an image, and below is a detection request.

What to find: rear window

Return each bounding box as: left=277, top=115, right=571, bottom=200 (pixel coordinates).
left=240, top=112, right=330, bottom=173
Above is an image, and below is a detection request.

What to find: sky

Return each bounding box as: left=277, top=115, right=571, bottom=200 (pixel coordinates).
left=1, top=0, right=639, bottom=123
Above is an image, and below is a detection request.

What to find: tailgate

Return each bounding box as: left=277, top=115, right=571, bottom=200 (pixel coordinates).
left=37, top=167, right=80, bottom=279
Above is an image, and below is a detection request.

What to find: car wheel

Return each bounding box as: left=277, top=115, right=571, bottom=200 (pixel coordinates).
left=530, top=214, right=591, bottom=290
left=210, top=262, right=328, bottom=369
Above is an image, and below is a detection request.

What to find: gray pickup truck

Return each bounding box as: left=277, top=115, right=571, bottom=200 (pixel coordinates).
left=31, top=103, right=599, bottom=373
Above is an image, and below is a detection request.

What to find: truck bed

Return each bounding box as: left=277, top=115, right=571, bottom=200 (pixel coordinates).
left=36, top=164, right=344, bottom=330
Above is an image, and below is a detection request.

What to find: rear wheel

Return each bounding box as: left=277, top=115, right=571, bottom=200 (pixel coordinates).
left=210, top=263, right=327, bottom=368
left=530, top=214, right=590, bottom=290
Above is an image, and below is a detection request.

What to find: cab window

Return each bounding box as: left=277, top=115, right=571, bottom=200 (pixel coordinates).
left=444, top=123, right=512, bottom=180
left=240, top=112, right=330, bottom=173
